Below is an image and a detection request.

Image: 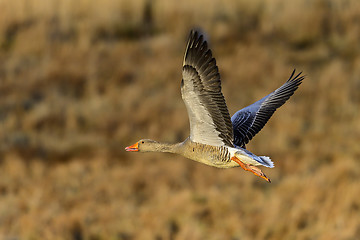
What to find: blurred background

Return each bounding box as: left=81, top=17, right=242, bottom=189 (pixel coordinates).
left=0, top=0, right=359, bottom=239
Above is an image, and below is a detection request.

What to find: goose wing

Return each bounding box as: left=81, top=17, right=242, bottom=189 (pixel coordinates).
left=181, top=30, right=233, bottom=147
left=231, top=70, right=304, bottom=148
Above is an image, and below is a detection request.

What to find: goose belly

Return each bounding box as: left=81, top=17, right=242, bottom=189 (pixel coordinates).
left=182, top=143, right=239, bottom=168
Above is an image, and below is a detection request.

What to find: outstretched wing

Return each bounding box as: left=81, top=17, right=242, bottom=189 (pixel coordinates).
left=181, top=30, right=233, bottom=147
left=231, top=70, right=304, bottom=148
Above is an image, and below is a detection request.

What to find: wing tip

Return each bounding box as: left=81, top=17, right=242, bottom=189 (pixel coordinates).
left=183, top=29, right=211, bottom=65
left=287, top=69, right=306, bottom=85
left=189, top=28, right=207, bottom=41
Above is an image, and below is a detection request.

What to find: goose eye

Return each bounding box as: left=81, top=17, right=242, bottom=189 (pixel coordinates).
left=141, top=141, right=144, bottom=144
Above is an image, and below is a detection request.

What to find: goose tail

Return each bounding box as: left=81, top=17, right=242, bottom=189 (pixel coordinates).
left=258, top=156, right=274, bottom=168
left=233, top=147, right=274, bottom=168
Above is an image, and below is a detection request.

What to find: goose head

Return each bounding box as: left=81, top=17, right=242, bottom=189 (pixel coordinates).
left=125, top=139, right=159, bottom=152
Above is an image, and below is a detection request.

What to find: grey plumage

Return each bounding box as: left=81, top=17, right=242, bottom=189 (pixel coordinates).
left=231, top=70, right=304, bottom=148
left=182, top=30, right=234, bottom=147
left=182, top=30, right=304, bottom=149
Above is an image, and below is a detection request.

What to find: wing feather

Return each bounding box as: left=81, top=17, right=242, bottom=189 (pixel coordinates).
left=181, top=30, right=233, bottom=147
left=231, top=70, right=304, bottom=147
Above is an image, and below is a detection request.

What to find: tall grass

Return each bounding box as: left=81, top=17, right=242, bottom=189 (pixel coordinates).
left=0, top=0, right=359, bottom=239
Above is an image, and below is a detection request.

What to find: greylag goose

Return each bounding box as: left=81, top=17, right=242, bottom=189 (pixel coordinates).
left=126, top=30, right=304, bottom=182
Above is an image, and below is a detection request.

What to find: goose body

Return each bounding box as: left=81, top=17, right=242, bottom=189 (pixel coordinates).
left=176, top=138, right=237, bottom=168
left=179, top=138, right=273, bottom=169
left=126, top=30, right=304, bottom=182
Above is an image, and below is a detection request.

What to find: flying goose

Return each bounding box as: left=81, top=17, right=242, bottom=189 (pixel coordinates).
left=125, top=30, right=304, bottom=182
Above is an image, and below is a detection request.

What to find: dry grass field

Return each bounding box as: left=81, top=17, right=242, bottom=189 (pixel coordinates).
left=0, top=0, right=360, bottom=239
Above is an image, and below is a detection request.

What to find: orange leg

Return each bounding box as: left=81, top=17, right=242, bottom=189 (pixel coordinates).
left=231, top=156, right=271, bottom=183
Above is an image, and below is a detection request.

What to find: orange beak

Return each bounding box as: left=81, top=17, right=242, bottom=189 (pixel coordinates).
left=125, top=142, right=139, bottom=152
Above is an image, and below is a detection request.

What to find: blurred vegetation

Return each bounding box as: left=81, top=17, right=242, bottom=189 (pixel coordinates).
left=0, top=0, right=359, bottom=239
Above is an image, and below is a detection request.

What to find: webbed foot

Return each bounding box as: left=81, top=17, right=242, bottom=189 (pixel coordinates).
left=231, top=156, right=271, bottom=183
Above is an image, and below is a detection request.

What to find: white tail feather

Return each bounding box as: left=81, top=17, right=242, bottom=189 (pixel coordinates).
left=260, top=156, right=274, bottom=168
